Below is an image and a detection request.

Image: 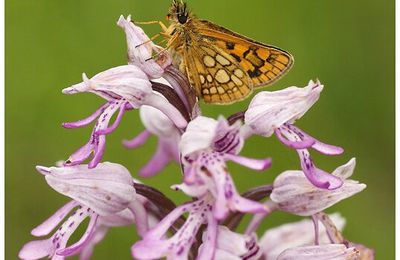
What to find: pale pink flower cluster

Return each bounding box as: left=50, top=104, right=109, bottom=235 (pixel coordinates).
left=19, top=14, right=373, bottom=260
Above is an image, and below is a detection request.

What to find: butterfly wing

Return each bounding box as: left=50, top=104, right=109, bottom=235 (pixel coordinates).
left=182, top=42, right=253, bottom=104
left=195, top=19, right=294, bottom=88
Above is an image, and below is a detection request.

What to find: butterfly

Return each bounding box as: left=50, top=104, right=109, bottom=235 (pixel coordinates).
left=160, top=0, right=294, bottom=104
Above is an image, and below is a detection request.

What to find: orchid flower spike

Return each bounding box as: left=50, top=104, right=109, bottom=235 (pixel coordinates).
left=19, top=163, right=149, bottom=260
left=244, top=80, right=345, bottom=190
left=177, top=116, right=272, bottom=219
left=270, top=158, right=366, bottom=216
left=62, top=65, right=187, bottom=168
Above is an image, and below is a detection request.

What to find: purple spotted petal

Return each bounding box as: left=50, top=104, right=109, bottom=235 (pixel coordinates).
left=197, top=214, right=218, bottom=260
left=277, top=125, right=343, bottom=190
left=132, top=198, right=212, bottom=260
left=201, top=154, right=267, bottom=219
left=212, top=117, right=244, bottom=155
left=65, top=101, right=126, bottom=169
left=62, top=102, right=109, bottom=129
left=95, top=102, right=129, bottom=135
left=31, top=201, right=79, bottom=237
left=286, top=124, right=344, bottom=155
left=171, top=183, right=208, bottom=198
left=297, top=149, right=343, bottom=190
left=57, top=214, right=99, bottom=256
left=275, top=128, right=315, bottom=149
left=79, top=225, right=109, bottom=260
left=245, top=200, right=277, bottom=235
left=64, top=139, right=92, bottom=167
left=19, top=206, right=95, bottom=260
left=224, top=153, right=272, bottom=171
left=139, top=139, right=179, bottom=177
left=123, top=130, right=151, bottom=148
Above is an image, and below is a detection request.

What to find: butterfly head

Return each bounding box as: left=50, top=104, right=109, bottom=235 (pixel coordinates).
left=167, top=0, right=191, bottom=25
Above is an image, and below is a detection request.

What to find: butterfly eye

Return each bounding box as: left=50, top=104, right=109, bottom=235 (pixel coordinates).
left=177, top=14, right=187, bottom=24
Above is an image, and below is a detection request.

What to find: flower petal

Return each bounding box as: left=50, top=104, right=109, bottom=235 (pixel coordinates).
left=39, top=163, right=137, bottom=216
left=297, top=149, right=343, bottom=190
left=57, top=214, right=99, bottom=256
left=277, top=244, right=359, bottom=260
left=78, top=225, right=109, bottom=260
left=62, top=102, right=109, bottom=129
left=123, top=129, right=151, bottom=148
left=139, top=141, right=175, bottom=177
left=275, top=128, right=315, bottom=149
left=19, top=239, right=54, bottom=260
left=31, top=201, right=79, bottom=237
left=332, top=158, right=356, bottom=180
left=286, top=125, right=343, bottom=155
left=212, top=117, right=243, bottom=154
left=260, top=213, right=346, bottom=260
left=95, top=102, right=129, bottom=135
left=244, top=80, right=323, bottom=136
left=271, top=165, right=366, bottom=216
left=117, top=15, right=171, bottom=78
left=224, top=153, right=272, bottom=171
left=144, top=93, right=187, bottom=129
left=180, top=116, right=218, bottom=158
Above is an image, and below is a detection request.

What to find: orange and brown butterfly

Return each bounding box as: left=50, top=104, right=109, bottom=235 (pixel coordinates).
left=159, top=0, right=294, bottom=104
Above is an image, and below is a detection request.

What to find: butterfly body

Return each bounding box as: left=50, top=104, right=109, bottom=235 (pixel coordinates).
left=163, top=0, right=294, bottom=104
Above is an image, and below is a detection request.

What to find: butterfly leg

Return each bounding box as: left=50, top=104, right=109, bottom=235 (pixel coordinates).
left=133, top=20, right=168, bottom=32
left=135, top=33, right=162, bottom=49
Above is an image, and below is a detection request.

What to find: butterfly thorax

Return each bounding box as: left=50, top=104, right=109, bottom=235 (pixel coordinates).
left=165, top=0, right=200, bottom=49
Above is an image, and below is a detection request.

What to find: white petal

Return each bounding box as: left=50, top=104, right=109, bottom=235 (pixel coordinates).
left=332, top=158, right=356, bottom=179
left=139, top=105, right=180, bottom=138
left=215, top=226, right=249, bottom=256
left=180, top=116, right=218, bottom=158
left=260, top=213, right=346, bottom=260
left=270, top=165, right=366, bottom=216
left=244, top=80, right=323, bottom=137
left=117, top=15, right=171, bottom=78
left=277, top=244, right=359, bottom=260
left=39, top=162, right=137, bottom=216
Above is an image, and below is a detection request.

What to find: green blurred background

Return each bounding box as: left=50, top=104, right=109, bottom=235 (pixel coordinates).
left=6, top=0, right=394, bottom=259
